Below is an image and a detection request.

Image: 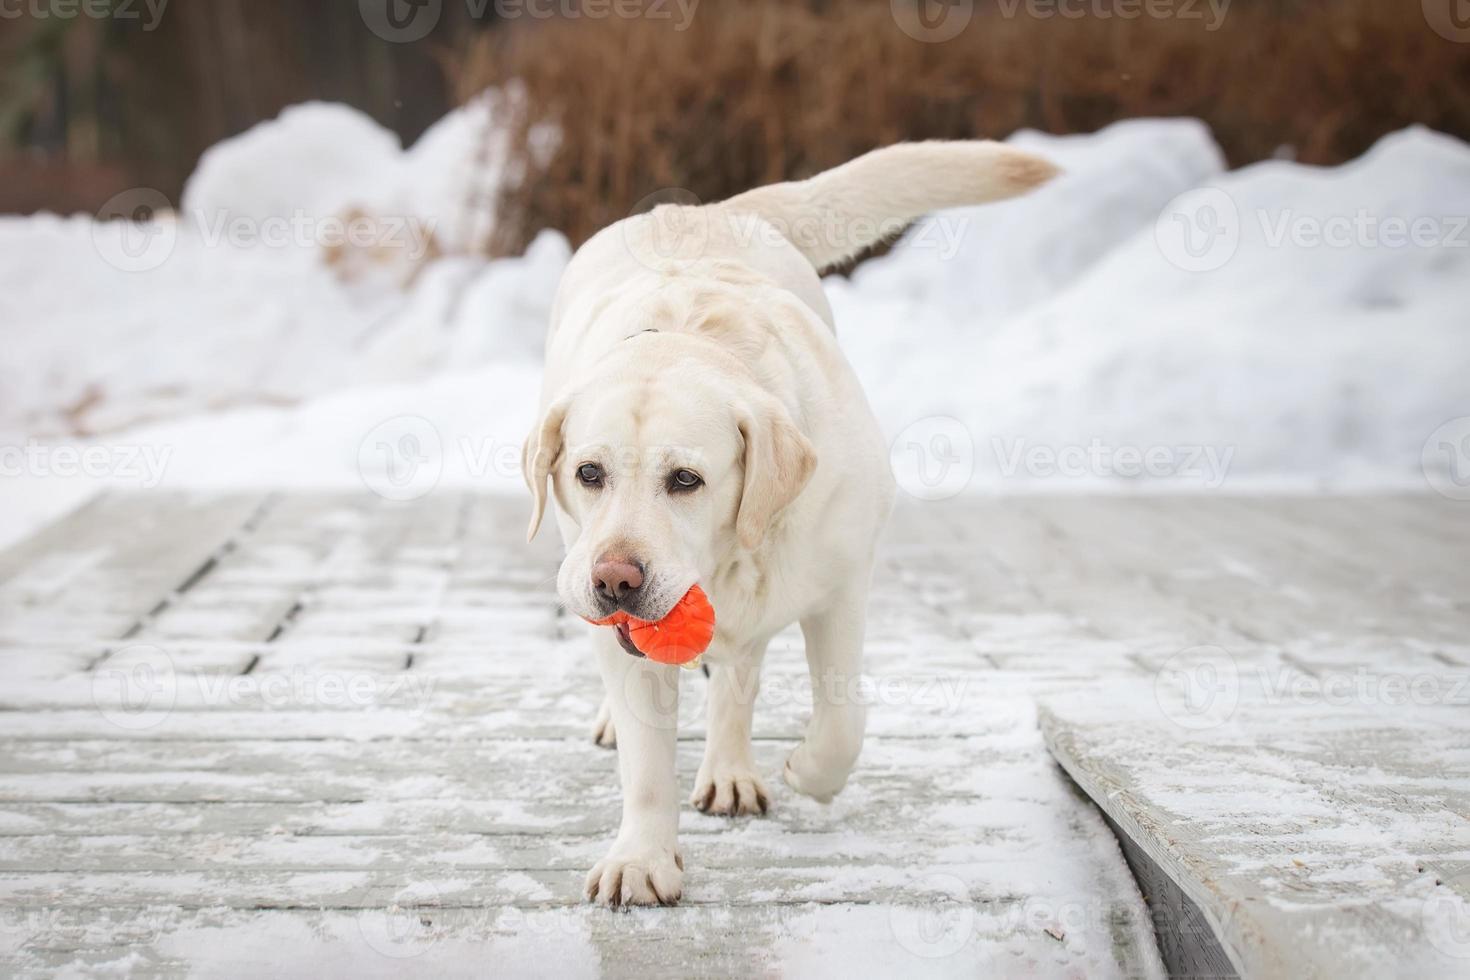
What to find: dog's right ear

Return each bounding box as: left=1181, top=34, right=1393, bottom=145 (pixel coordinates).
left=522, top=396, right=571, bottom=542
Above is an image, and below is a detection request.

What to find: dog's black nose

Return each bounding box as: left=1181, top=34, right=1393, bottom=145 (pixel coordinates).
left=591, top=558, right=644, bottom=602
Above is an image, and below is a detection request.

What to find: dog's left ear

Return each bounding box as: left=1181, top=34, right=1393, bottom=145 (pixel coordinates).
left=523, top=396, right=571, bottom=542
left=735, top=395, right=817, bottom=550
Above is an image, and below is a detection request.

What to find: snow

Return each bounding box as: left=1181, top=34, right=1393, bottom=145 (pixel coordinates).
left=182, top=95, right=513, bottom=256
left=182, top=103, right=404, bottom=227
left=3, top=107, right=1469, bottom=550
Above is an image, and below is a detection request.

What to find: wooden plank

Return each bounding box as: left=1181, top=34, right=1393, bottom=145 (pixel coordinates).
left=1099, top=808, right=1240, bottom=980
left=0, top=793, right=1042, bottom=839
left=1040, top=690, right=1470, bottom=979
left=1147, top=496, right=1467, bottom=648
left=6, top=492, right=1464, bottom=977
left=0, top=737, right=1059, bottom=806
left=0, top=903, right=1158, bottom=978
left=946, top=498, right=1256, bottom=653
left=0, top=492, right=269, bottom=656
left=131, top=492, right=384, bottom=649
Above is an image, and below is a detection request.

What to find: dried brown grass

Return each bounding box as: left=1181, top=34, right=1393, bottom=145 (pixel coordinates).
left=451, top=0, right=1470, bottom=256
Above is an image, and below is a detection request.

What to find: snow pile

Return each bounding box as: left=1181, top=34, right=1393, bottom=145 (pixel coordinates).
left=861, top=118, right=1227, bottom=325
left=0, top=210, right=390, bottom=438
left=835, top=124, right=1470, bottom=491
left=182, top=103, right=404, bottom=228
left=3, top=109, right=1468, bottom=546
left=183, top=94, right=515, bottom=255
left=1, top=98, right=535, bottom=441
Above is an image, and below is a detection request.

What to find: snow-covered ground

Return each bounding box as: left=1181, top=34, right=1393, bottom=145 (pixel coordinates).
left=3, top=104, right=1468, bottom=549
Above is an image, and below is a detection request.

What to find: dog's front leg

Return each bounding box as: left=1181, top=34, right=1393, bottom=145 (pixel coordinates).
left=786, top=579, right=870, bottom=802
left=585, top=630, right=684, bottom=907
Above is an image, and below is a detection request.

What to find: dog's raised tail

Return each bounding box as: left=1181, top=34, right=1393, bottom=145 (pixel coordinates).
left=719, top=141, right=1059, bottom=273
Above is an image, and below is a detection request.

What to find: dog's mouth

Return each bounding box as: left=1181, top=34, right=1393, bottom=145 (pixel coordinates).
left=614, top=621, right=644, bottom=659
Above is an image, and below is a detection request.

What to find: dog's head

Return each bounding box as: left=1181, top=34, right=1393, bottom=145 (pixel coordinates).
left=523, top=332, right=815, bottom=635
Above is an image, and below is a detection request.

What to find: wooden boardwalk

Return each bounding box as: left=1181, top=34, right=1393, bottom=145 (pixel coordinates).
left=0, top=493, right=1464, bottom=977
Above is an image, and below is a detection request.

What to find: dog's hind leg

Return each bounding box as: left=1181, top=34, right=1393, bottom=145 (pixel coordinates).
left=591, top=695, right=616, bottom=749
left=786, top=578, right=870, bottom=802
left=690, top=642, right=770, bottom=816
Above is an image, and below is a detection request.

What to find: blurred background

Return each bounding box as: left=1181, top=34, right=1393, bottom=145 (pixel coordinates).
left=7, top=1, right=1469, bottom=241
left=2, top=0, right=1469, bottom=544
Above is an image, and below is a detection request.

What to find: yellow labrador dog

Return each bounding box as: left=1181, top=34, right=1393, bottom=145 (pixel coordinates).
left=524, top=141, right=1057, bottom=906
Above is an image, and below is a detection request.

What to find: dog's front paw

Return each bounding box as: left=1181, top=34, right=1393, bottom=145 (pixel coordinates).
left=584, top=845, right=683, bottom=907
left=690, top=762, right=770, bottom=816
left=782, top=743, right=850, bottom=803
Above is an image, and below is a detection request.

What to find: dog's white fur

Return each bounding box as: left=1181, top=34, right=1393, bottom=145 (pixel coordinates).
left=524, top=140, right=1057, bottom=907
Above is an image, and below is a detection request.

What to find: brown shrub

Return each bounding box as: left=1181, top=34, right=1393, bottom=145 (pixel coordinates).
left=451, top=0, right=1470, bottom=257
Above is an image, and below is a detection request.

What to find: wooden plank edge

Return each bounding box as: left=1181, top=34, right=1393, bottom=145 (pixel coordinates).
left=1038, top=704, right=1256, bottom=979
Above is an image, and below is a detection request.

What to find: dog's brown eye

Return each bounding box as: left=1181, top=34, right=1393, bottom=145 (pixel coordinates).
left=577, top=463, right=604, bottom=487
left=669, top=469, right=703, bottom=492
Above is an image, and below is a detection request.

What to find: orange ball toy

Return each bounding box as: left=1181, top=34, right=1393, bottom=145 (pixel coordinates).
left=585, top=584, right=715, bottom=667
